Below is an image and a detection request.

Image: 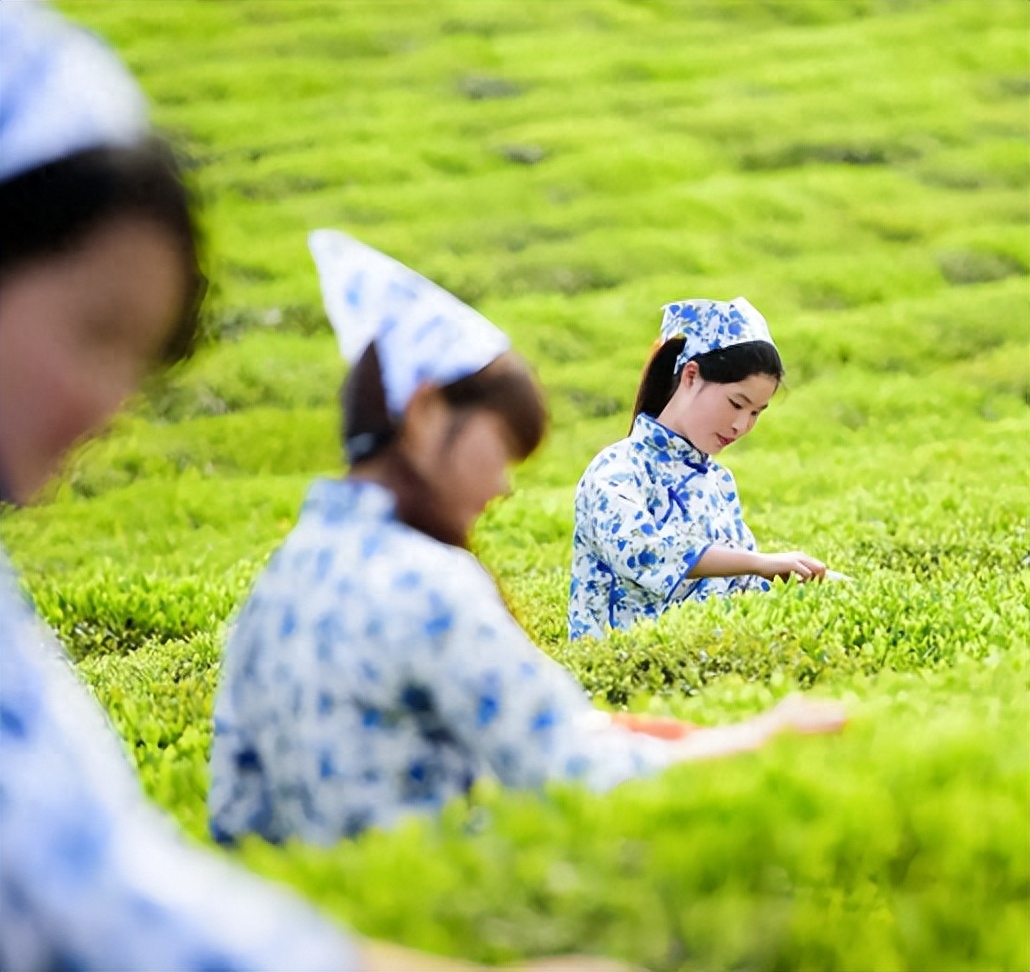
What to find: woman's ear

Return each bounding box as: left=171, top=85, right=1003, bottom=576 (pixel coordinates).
left=679, top=360, right=700, bottom=389
left=398, top=382, right=447, bottom=464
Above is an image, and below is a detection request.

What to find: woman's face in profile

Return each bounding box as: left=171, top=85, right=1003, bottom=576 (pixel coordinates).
left=0, top=218, right=186, bottom=502
left=401, top=387, right=516, bottom=543
left=434, top=408, right=515, bottom=538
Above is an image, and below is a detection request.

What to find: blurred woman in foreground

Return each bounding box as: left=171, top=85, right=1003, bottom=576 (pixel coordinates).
left=0, top=5, right=379, bottom=969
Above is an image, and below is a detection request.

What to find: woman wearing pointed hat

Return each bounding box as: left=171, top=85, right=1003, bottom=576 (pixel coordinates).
left=208, top=233, right=845, bottom=846
left=568, top=299, right=831, bottom=641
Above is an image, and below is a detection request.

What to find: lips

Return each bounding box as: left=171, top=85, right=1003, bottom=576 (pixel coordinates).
left=716, top=434, right=733, bottom=447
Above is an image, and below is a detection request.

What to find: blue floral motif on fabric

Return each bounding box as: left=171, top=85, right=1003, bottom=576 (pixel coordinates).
left=568, top=413, right=768, bottom=641
left=0, top=552, right=358, bottom=970
left=308, top=228, right=510, bottom=417
left=210, top=478, right=687, bottom=844
left=659, top=296, right=775, bottom=372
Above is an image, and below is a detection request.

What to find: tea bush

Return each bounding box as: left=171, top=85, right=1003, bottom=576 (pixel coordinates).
left=2, top=1, right=1027, bottom=968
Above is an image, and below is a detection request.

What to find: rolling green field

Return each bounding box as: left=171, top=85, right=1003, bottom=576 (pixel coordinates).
left=3, top=1, right=1028, bottom=968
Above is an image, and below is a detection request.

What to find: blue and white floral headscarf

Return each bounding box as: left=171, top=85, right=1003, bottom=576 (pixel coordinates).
left=309, top=229, right=511, bottom=420
left=659, top=297, right=776, bottom=373
left=0, top=3, right=149, bottom=184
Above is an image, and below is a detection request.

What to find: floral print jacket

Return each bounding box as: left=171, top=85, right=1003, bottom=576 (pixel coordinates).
left=568, top=413, right=768, bottom=640
left=209, top=478, right=687, bottom=845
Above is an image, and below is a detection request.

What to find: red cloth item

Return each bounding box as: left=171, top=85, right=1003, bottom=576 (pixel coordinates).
left=611, top=713, right=697, bottom=741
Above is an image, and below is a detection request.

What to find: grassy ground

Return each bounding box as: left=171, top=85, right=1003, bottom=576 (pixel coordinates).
left=2, top=1, right=1027, bottom=968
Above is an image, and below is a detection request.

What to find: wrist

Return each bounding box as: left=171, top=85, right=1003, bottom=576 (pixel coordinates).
left=743, top=550, right=768, bottom=576
left=745, top=708, right=781, bottom=747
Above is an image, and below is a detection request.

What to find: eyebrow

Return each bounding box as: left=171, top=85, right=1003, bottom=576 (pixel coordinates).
left=731, top=391, right=768, bottom=411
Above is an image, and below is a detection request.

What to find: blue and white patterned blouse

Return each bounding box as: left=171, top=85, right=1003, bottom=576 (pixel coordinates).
left=209, top=478, right=684, bottom=845
left=0, top=550, right=360, bottom=971
left=568, top=413, right=768, bottom=640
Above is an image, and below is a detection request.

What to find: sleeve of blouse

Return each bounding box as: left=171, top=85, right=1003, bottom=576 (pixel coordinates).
left=578, top=459, right=712, bottom=597
left=423, top=557, right=686, bottom=794
left=0, top=589, right=363, bottom=972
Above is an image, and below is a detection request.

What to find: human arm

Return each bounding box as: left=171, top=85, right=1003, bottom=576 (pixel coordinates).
left=610, top=694, right=845, bottom=760
left=1, top=643, right=629, bottom=972
left=689, top=545, right=827, bottom=583
left=429, top=555, right=844, bottom=793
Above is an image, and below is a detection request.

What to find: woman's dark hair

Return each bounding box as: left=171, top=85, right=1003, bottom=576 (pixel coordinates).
left=632, top=338, right=784, bottom=426
left=0, top=138, right=204, bottom=364
left=342, top=342, right=548, bottom=547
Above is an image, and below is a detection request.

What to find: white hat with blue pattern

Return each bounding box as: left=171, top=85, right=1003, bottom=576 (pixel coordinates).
left=0, top=3, right=149, bottom=184
left=660, top=297, right=776, bottom=373
left=308, top=229, right=510, bottom=417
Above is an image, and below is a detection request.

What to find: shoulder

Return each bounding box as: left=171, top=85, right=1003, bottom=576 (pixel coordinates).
left=0, top=549, right=74, bottom=686
left=707, top=459, right=739, bottom=489
left=0, top=554, right=37, bottom=644
left=373, top=527, right=497, bottom=604
left=347, top=530, right=514, bottom=655
left=317, top=516, right=502, bottom=619
left=578, top=434, right=644, bottom=494
left=238, top=518, right=506, bottom=663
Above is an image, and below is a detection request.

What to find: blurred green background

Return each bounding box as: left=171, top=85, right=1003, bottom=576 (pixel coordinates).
left=1, top=2, right=1027, bottom=968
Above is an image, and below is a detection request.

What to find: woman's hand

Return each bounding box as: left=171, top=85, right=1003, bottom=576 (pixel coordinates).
left=361, top=943, right=480, bottom=970
left=663, top=694, right=847, bottom=763
left=763, top=693, right=847, bottom=737
left=756, top=551, right=826, bottom=583
left=690, top=546, right=830, bottom=583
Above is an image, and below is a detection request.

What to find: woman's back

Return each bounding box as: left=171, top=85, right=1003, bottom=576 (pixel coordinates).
left=210, top=478, right=666, bottom=844
left=212, top=479, right=485, bottom=842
